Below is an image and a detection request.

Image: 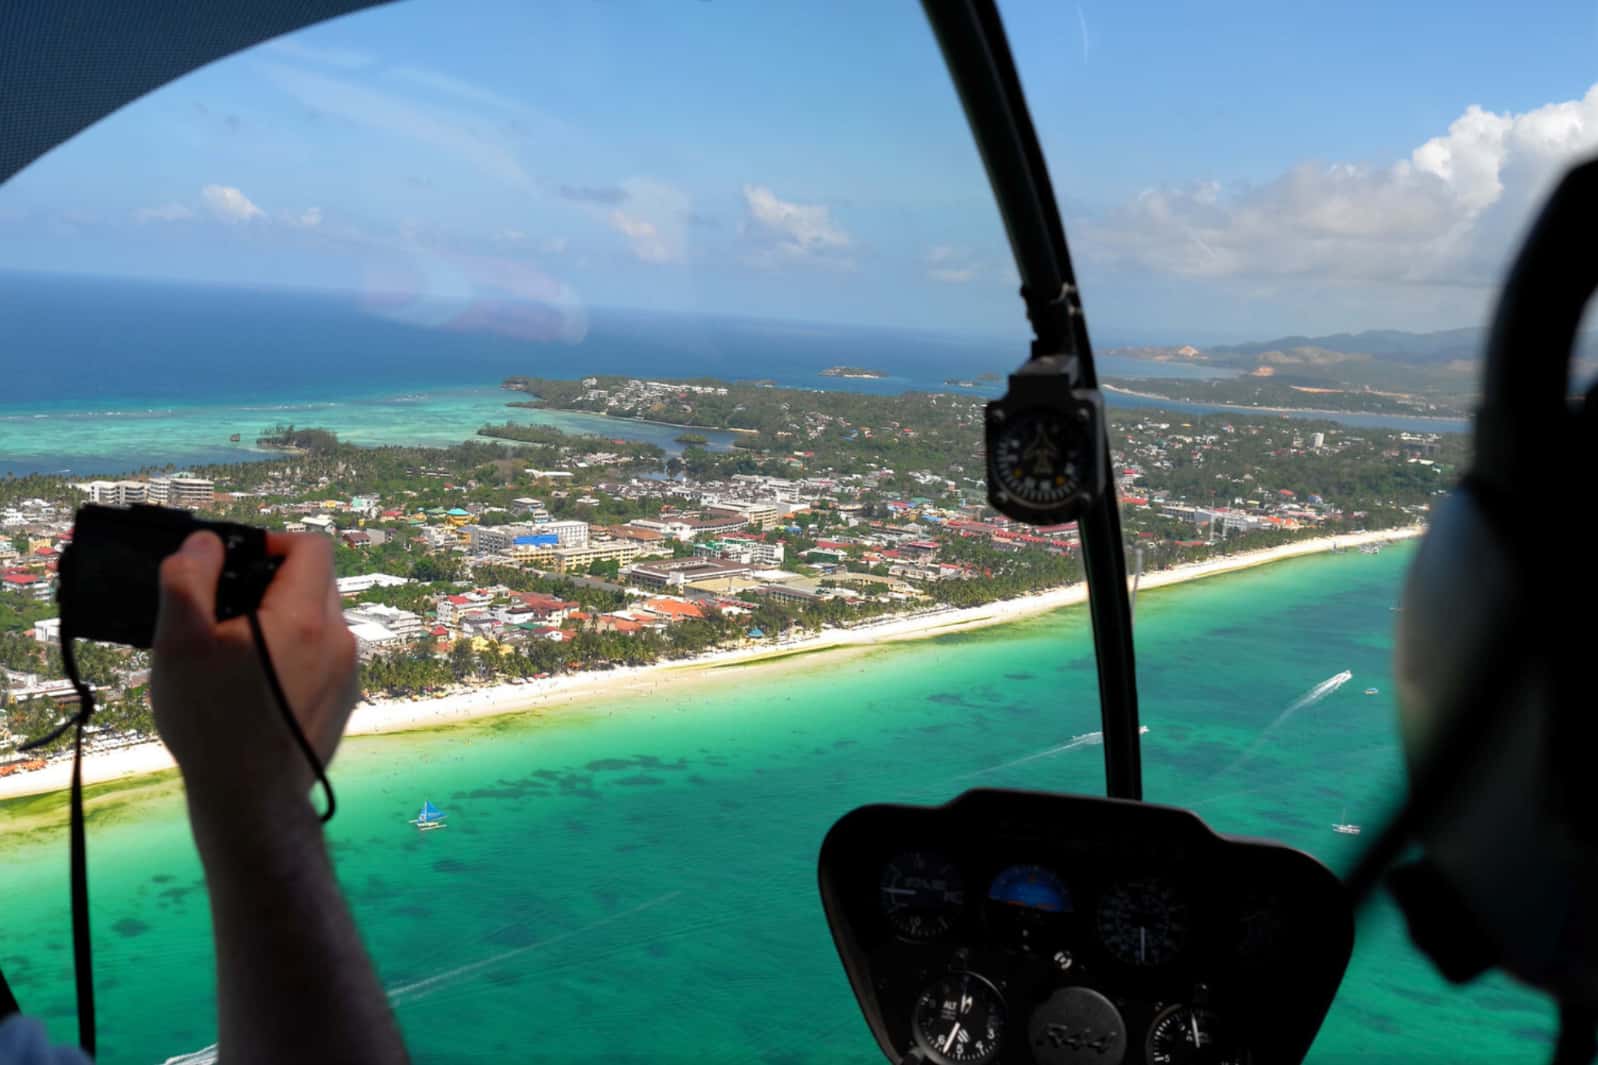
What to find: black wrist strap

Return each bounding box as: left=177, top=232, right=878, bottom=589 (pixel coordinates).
left=17, top=609, right=336, bottom=1055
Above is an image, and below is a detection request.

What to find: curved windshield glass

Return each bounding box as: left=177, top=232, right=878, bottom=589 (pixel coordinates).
left=0, top=1, right=1588, bottom=1062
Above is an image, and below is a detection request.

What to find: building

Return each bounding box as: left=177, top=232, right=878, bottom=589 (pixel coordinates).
left=1309, top=432, right=1326, bottom=450
left=695, top=539, right=785, bottom=567
left=32, top=617, right=60, bottom=644
left=349, top=575, right=419, bottom=606
left=158, top=475, right=215, bottom=510
left=507, top=592, right=578, bottom=623
left=622, top=558, right=752, bottom=592
left=437, top=591, right=493, bottom=626
left=301, top=515, right=337, bottom=535
left=545, top=538, right=644, bottom=574
left=638, top=597, right=705, bottom=622
left=683, top=513, right=748, bottom=538
left=77, top=480, right=149, bottom=506
left=541, top=520, right=590, bottom=548
left=344, top=619, right=403, bottom=659
left=2, top=572, right=51, bottom=601
left=627, top=518, right=696, bottom=541
left=343, top=604, right=425, bottom=641
left=470, top=525, right=531, bottom=555
left=704, top=501, right=781, bottom=530
left=472, top=520, right=588, bottom=555
left=751, top=583, right=821, bottom=605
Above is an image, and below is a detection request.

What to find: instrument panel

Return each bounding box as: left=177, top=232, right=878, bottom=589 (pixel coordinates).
left=818, top=789, right=1352, bottom=1065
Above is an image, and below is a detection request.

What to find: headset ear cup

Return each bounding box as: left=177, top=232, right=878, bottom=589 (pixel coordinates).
left=1394, top=486, right=1521, bottom=774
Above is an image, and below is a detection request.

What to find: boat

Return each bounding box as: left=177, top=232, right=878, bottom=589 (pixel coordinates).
left=410, top=800, right=447, bottom=832
left=228, top=433, right=240, bottom=442
left=1332, top=806, right=1361, bottom=835
left=1360, top=544, right=1383, bottom=555
left=1364, top=687, right=1379, bottom=696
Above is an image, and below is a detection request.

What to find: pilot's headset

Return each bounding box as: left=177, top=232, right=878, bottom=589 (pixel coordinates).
left=1385, top=157, right=1598, bottom=1059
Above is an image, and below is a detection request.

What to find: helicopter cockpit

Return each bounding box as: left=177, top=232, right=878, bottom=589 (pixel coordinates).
left=2, top=2, right=1596, bottom=1064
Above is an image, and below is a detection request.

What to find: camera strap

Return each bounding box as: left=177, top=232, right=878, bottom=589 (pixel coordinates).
left=18, top=619, right=98, bottom=1056
left=19, top=609, right=336, bottom=1058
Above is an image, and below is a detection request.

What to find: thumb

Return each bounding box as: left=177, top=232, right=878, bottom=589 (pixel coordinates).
left=155, top=531, right=226, bottom=646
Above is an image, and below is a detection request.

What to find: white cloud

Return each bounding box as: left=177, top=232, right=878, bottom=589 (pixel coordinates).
left=133, top=203, right=194, bottom=224
left=927, top=244, right=981, bottom=284
left=259, top=62, right=532, bottom=190
left=605, top=179, right=689, bottom=263
left=1087, top=83, right=1598, bottom=289
left=201, top=184, right=264, bottom=222
left=278, top=206, right=322, bottom=228
left=740, top=185, right=852, bottom=268
left=264, top=38, right=375, bottom=70
left=389, top=66, right=525, bottom=114
left=541, top=235, right=569, bottom=255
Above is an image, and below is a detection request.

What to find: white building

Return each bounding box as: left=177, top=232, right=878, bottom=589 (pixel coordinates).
left=148, top=475, right=214, bottom=510
left=344, top=604, right=425, bottom=641
left=32, top=617, right=60, bottom=644
left=540, top=519, right=590, bottom=548
left=335, top=573, right=414, bottom=596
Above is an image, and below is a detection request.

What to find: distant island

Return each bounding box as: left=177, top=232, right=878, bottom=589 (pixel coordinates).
left=256, top=423, right=339, bottom=454
left=820, top=366, right=884, bottom=379
left=944, top=373, right=1001, bottom=388
left=675, top=432, right=709, bottom=445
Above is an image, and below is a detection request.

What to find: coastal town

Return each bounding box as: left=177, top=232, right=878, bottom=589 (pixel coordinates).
left=0, top=376, right=1455, bottom=770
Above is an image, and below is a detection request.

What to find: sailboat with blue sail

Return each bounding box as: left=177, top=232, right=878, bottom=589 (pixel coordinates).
left=410, top=800, right=447, bottom=832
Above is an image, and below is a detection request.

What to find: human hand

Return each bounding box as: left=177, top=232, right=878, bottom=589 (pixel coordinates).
left=151, top=531, right=357, bottom=825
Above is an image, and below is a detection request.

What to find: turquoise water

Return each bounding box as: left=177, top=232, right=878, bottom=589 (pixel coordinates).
left=0, top=545, right=1552, bottom=1063
left=0, top=385, right=734, bottom=477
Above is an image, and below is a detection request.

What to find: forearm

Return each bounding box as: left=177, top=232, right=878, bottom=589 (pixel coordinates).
left=190, top=798, right=408, bottom=1065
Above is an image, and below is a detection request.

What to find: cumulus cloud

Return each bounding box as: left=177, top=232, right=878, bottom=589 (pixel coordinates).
left=133, top=203, right=194, bottom=223
left=1088, top=83, right=1598, bottom=288
left=202, top=184, right=265, bottom=222
left=605, top=179, right=690, bottom=263
left=927, top=244, right=981, bottom=284
left=740, top=185, right=852, bottom=268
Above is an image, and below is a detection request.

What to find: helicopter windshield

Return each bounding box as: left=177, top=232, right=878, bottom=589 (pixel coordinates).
left=0, top=0, right=1591, bottom=1060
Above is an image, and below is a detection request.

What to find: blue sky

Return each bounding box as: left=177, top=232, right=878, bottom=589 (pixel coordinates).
left=5, top=0, right=1598, bottom=344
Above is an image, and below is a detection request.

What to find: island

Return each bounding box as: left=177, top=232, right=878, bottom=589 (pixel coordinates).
left=2, top=373, right=1450, bottom=773
left=820, top=366, right=885, bottom=379
left=675, top=432, right=709, bottom=445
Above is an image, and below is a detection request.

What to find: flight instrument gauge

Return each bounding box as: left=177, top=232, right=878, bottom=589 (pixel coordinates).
left=912, top=971, right=1006, bottom=1065
left=1096, top=876, right=1189, bottom=966
left=880, top=851, right=965, bottom=941
left=983, top=358, right=1105, bottom=526
left=1146, top=1004, right=1248, bottom=1065
left=988, top=408, right=1086, bottom=512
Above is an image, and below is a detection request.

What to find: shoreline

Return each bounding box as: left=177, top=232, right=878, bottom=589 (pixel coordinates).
left=1102, top=383, right=1467, bottom=425
left=0, top=526, right=1421, bottom=802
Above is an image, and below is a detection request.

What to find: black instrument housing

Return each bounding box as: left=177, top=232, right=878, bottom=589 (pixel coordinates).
left=818, top=789, right=1353, bottom=1065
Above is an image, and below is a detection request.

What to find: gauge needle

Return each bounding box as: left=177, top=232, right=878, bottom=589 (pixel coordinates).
left=1191, top=1014, right=1201, bottom=1045
left=1139, top=927, right=1146, bottom=962
left=882, top=888, right=917, bottom=896
left=943, top=1024, right=962, bottom=1053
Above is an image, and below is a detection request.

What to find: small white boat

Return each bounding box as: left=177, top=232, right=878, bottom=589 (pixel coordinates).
left=1332, top=805, right=1360, bottom=834
left=410, top=799, right=447, bottom=832
left=1364, top=688, right=1379, bottom=696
